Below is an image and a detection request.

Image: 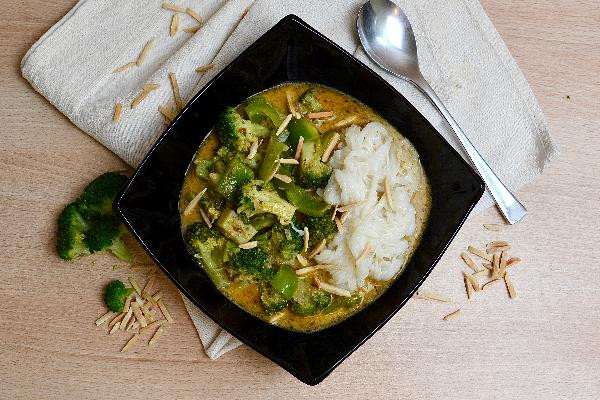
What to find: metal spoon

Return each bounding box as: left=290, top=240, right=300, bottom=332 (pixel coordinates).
left=357, top=0, right=526, bottom=224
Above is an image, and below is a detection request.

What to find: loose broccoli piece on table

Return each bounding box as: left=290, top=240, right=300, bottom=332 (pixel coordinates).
left=238, top=180, right=296, bottom=225
left=298, top=88, right=322, bottom=113
left=260, top=285, right=288, bottom=314
left=290, top=278, right=332, bottom=316
left=104, top=280, right=135, bottom=312
left=185, top=222, right=229, bottom=289
left=84, top=216, right=132, bottom=262
left=216, top=106, right=271, bottom=152
left=298, top=141, right=332, bottom=189
left=199, top=188, right=224, bottom=222
left=57, top=203, right=90, bottom=260
left=228, top=247, right=274, bottom=281
left=304, top=215, right=338, bottom=246
left=75, top=172, right=128, bottom=219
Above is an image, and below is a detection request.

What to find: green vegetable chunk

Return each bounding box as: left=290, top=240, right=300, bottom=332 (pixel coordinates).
left=228, top=247, right=273, bottom=281
left=244, top=96, right=284, bottom=127
left=84, top=216, right=132, bottom=262
left=287, top=117, right=320, bottom=146
left=199, top=188, right=224, bottom=222
left=285, top=184, right=331, bottom=217
left=270, top=265, right=298, bottom=299
left=104, top=280, right=135, bottom=312
left=260, top=285, right=288, bottom=314
left=304, top=215, right=338, bottom=245
left=250, top=213, right=277, bottom=231
left=216, top=106, right=271, bottom=152
left=185, top=222, right=230, bottom=289
left=298, top=88, right=322, bottom=112
left=57, top=203, right=90, bottom=260
left=298, top=140, right=332, bottom=189
left=238, top=181, right=296, bottom=225
left=340, top=291, right=363, bottom=308
left=290, top=278, right=332, bottom=316
left=216, top=209, right=257, bottom=244
left=195, top=159, right=213, bottom=179
left=76, top=172, right=128, bottom=219
left=258, top=138, right=289, bottom=182
left=216, top=157, right=254, bottom=201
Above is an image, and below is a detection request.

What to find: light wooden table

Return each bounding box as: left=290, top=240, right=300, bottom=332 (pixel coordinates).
left=1, top=1, right=599, bottom=398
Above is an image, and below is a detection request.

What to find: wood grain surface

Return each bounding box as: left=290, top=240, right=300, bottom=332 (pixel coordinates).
left=1, top=1, right=599, bottom=399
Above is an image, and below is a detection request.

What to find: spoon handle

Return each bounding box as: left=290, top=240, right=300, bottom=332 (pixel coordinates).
left=414, top=78, right=527, bottom=224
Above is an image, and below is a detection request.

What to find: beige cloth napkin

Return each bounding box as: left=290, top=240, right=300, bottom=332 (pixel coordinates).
left=21, top=0, right=557, bottom=359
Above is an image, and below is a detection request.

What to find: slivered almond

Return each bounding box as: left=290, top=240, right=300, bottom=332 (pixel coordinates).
left=418, top=291, right=451, bottom=302
left=184, top=25, right=201, bottom=34
left=461, top=252, right=482, bottom=273
left=464, top=275, right=473, bottom=299
left=199, top=206, right=212, bottom=228
left=129, top=321, right=140, bottom=331
left=337, top=202, right=360, bottom=213
left=183, top=188, right=207, bottom=215
left=294, top=136, right=304, bottom=160
left=158, top=104, right=176, bottom=123
left=296, top=266, right=317, bottom=275
left=134, top=294, right=144, bottom=307
left=239, top=241, right=258, bottom=250
left=383, top=176, right=394, bottom=211
left=131, top=89, right=153, bottom=109
left=498, top=251, right=507, bottom=276
left=303, top=227, right=309, bottom=253
left=468, top=246, right=493, bottom=262
left=356, top=244, right=373, bottom=263
left=273, top=173, right=292, bottom=183
left=331, top=204, right=338, bottom=221
left=142, top=276, right=155, bottom=299
left=296, top=254, right=308, bottom=267
left=443, top=309, right=461, bottom=321
left=334, top=115, right=357, bottom=127
left=464, top=272, right=481, bottom=292
left=482, top=262, right=493, bottom=271
left=185, top=8, right=202, bottom=23
left=490, top=241, right=509, bottom=247
left=152, top=291, right=162, bottom=302
left=140, top=320, right=165, bottom=335
left=473, top=269, right=489, bottom=277
left=492, top=253, right=501, bottom=279
left=109, top=312, right=125, bottom=327
left=120, top=308, right=133, bottom=331
left=314, top=277, right=351, bottom=297
left=334, top=216, right=342, bottom=231
left=95, top=311, right=115, bottom=326
left=482, top=279, right=502, bottom=290
left=169, top=72, right=183, bottom=111
left=339, top=211, right=350, bottom=224
left=157, top=299, right=173, bottom=322
left=195, top=64, right=214, bottom=73
left=136, top=39, right=153, bottom=66
left=112, top=103, right=122, bottom=122
left=170, top=14, right=179, bottom=36
left=321, top=132, right=340, bottom=163
left=307, top=111, right=334, bottom=119
left=121, top=334, right=139, bottom=352
left=278, top=158, right=299, bottom=165
left=143, top=83, right=160, bottom=91
left=124, top=293, right=133, bottom=313
left=275, top=114, right=293, bottom=136
left=286, top=92, right=298, bottom=118
left=114, top=61, right=136, bottom=73
left=149, top=326, right=165, bottom=347
left=483, top=224, right=502, bottom=231
left=504, top=273, right=517, bottom=299
left=131, top=303, right=147, bottom=328
left=109, top=322, right=121, bottom=334
left=125, top=315, right=137, bottom=331
left=506, top=257, right=521, bottom=267
left=247, top=141, right=259, bottom=160
left=308, top=239, right=327, bottom=259
left=162, top=3, right=185, bottom=12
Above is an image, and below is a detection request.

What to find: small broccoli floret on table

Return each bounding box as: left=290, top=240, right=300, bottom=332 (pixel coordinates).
left=185, top=222, right=229, bottom=289
left=216, top=106, right=271, bottom=153
left=237, top=180, right=296, bottom=225
left=304, top=215, right=338, bottom=246
left=228, top=247, right=274, bottom=281
left=104, top=280, right=135, bottom=312
left=57, top=203, right=90, bottom=260
left=298, top=88, right=322, bottom=113
left=297, top=141, right=332, bottom=189
left=75, top=172, right=128, bottom=219
left=84, top=216, right=132, bottom=262
left=260, top=285, right=288, bottom=314
left=290, top=278, right=332, bottom=316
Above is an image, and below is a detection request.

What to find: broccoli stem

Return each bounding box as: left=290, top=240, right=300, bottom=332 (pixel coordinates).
left=197, top=247, right=230, bottom=289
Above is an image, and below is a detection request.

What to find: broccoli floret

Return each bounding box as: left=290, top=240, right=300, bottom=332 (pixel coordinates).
left=104, top=280, right=135, bottom=312
left=304, top=215, right=338, bottom=246
left=267, top=222, right=303, bottom=264
left=57, top=203, right=90, bottom=260
left=290, top=278, right=332, bottom=316
left=199, top=188, right=224, bottom=222
left=260, top=285, right=288, bottom=314
left=298, top=141, right=332, bottom=189
left=195, top=159, right=213, bottom=179
left=228, top=247, right=274, bottom=281
left=84, top=216, right=132, bottom=262
left=238, top=180, right=296, bottom=225
left=76, top=172, right=128, bottom=219
left=298, top=88, right=322, bottom=112
left=216, top=106, right=270, bottom=152
left=185, top=222, right=229, bottom=289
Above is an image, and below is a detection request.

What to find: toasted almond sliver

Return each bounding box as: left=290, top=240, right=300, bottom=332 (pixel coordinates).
left=489, top=240, right=509, bottom=247
left=294, top=136, right=304, bottom=160
left=303, top=227, right=309, bottom=253
left=461, top=252, right=482, bottom=273
left=296, top=253, right=308, bottom=267
left=307, top=111, right=334, bottom=119
left=149, top=326, right=165, bottom=347
left=316, top=279, right=351, bottom=297
left=493, top=245, right=511, bottom=253
left=239, top=241, right=258, bottom=250
left=464, top=275, right=473, bottom=299
left=140, top=320, right=165, bottom=335
left=169, top=72, right=183, bottom=112
left=184, top=25, right=201, bottom=34
left=183, top=187, right=207, bottom=215
left=482, top=262, right=493, bottom=271
left=506, top=257, right=521, bottom=267
left=483, top=223, right=502, bottom=231
left=124, top=293, right=134, bottom=313
left=308, top=239, right=327, bottom=259
left=112, top=103, right=122, bottom=122
left=273, top=173, right=292, bottom=184
left=151, top=291, right=162, bottom=303
left=143, top=83, right=160, bottom=91
left=339, top=211, right=350, bottom=224
left=95, top=311, right=115, bottom=326
left=286, top=92, right=297, bottom=116
left=356, top=243, right=373, bottom=263
left=473, top=269, right=489, bottom=277
left=136, top=39, right=153, bottom=66
left=334, top=115, right=357, bottom=128
left=504, top=273, right=517, bottom=299
left=321, top=132, right=340, bottom=163
left=162, top=2, right=186, bottom=12
left=134, top=294, right=144, bottom=307
left=158, top=104, right=176, bottom=123
left=109, top=312, right=126, bottom=327
left=120, top=308, right=133, bottom=331
left=185, top=7, right=202, bottom=23
left=337, top=202, right=360, bottom=213
left=269, top=312, right=284, bottom=323
left=142, top=276, right=155, bottom=299
left=383, top=176, right=394, bottom=211
left=198, top=206, right=212, bottom=228
left=157, top=299, right=174, bottom=323
left=276, top=114, right=293, bottom=136
left=278, top=158, right=299, bottom=165
left=468, top=246, right=493, bottom=262
left=482, top=279, right=502, bottom=290
left=131, top=303, right=147, bottom=328
left=331, top=204, right=338, bottom=221
left=121, top=334, right=140, bottom=353
left=170, top=14, right=179, bottom=37
left=114, top=61, right=137, bottom=73
left=109, top=322, right=121, bottom=334
left=129, top=277, right=142, bottom=296
left=492, top=253, right=501, bottom=279
left=195, top=63, right=214, bottom=73
left=296, top=266, right=317, bottom=275
left=418, top=291, right=451, bottom=303
left=443, top=309, right=461, bottom=321
left=334, top=216, right=342, bottom=231
left=131, top=90, right=152, bottom=109
left=499, top=251, right=508, bottom=276
left=125, top=315, right=137, bottom=331
left=464, top=272, right=481, bottom=292
left=247, top=141, right=259, bottom=160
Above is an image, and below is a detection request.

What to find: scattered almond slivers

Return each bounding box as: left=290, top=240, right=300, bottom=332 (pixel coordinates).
left=185, top=8, right=202, bottom=23
left=296, top=266, right=317, bottom=275
left=482, top=279, right=502, bottom=290
left=334, top=115, right=357, bottom=128
left=314, top=276, right=351, bottom=297
left=356, top=243, right=373, bottom=263
left=112, top=103, right=122, bottom=122
left=247, top=140, right=259, bottom=160
left=278, top=158, right=299, bottom=165
left=109, top=322, right=121, bottom=335
left=140, top=320, right=165, bottom=335
left=286, top=92, right=300, bottom=119
left=170, top=14, right=179, bottom=37
left=183, top=188, right=207, bottom=215
left=158, top=103, right=176, bottom=124
left=464, top=272, right=481, bottom=292
left=239, top=241, right=258, bottom=250
left=506, top=257, right=521, bottom=267
left=136, top=39, right=153, bottom=66
left=303, top=227, right=309, bottom=253
left=149, top=326, right=165, bottom=347
left=199, top=206, right=212, bottom=228
left=109, top=312, right=126, bottom=327
left=114, top=61, right=137, bottom=73
left=131, top=84, right=159, bottom=109
left=157, top=299, right=173, bottom=322
left=95, top=311, right=115, bottom=326
left=443, top=309, right=461, bottom=321
left=417, top=291, right=451, bottom=303
left=195, top=64, right=214, bottom=73
left=131, top=303, right=147, bottom=328
left=308, top=239, right=327, bottom=259
left=467, top=246, right=492, bottom=262
left=120, top=308, right=133, bottom=331
left=294, top=136, right=304, bottom=160
left=162, top=2, right=185, bottom=12
left=296, top=253, right=308, bottom=267
left=337, top=202, right=360, bottom=213
left=483, top=223, right=502, bottom=231
left=121, top=334, right=140, bottom=353
left=321, top=132, right=340, bottom=163
left=307, top=111, right=334, bottom=119
left=275, top=114, right=293, bottom=136
left=169, top=72, right=183, bottom=112
left=464, top=275, right=473, bottom=299
left=383, top=176, right=394, bottom=211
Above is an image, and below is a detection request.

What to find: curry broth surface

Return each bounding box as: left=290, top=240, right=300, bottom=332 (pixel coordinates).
left=180, top=83, right=430, bottom=332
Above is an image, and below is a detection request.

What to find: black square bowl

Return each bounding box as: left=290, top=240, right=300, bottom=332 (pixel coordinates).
left=114, top=15, right=484, bottom=385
